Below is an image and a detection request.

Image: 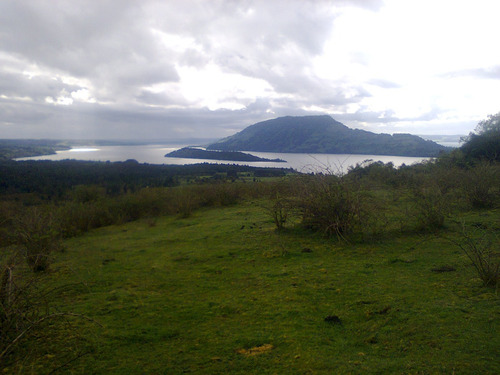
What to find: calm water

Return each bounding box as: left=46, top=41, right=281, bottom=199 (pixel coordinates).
left=17, top=144, right=431, bottom=173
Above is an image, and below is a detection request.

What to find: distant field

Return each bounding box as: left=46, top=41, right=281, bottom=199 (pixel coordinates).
left=14, top=202, right=499, bottom=374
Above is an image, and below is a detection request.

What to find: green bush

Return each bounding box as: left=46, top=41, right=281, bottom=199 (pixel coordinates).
left=460, top=112, right=500, bottom=162
left=461, top=162, right=500, bottom=208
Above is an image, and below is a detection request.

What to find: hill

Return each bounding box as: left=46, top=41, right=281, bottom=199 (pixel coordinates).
left=0, top=139, right=70, bottom=160
left=8, top=200, right=498, bottom=373
left=165, top=147, right=286, bottom=162
left=208, top=115, right=451, bottom=157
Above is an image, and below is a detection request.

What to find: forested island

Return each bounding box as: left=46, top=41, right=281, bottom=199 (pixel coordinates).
left=208, top=115, right=452, bottom=157
left=165, top=147, right=286, bottom=162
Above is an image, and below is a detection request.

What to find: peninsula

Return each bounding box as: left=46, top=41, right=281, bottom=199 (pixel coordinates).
left=165, top=147, right=286, bottom=162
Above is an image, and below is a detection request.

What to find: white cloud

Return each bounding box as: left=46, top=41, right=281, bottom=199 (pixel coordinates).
left=71, top=89, right=96, bottom=103
left=0, top=0, right=499, bottom=139
left=176, top=64, right=275, bottom=110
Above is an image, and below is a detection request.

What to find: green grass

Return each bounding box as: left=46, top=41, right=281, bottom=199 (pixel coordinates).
left=11, top=203, right=500, bottom=373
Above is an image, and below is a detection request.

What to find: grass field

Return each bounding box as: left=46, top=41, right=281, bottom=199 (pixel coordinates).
left=9, top=200, right=498, bottom=374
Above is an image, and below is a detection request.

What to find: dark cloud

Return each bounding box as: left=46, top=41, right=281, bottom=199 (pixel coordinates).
left=0, top=0, right=493, bottom=140
left=0, top=70, right=78, bottom=102
left=0, top=0, right=179, bottom=101
left=2, top=0, right=360, bottom=139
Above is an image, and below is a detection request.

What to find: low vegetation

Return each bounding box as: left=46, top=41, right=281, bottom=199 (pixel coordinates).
left=0, top=113, right=499, bottom=373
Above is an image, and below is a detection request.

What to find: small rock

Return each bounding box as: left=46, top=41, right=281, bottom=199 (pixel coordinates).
left=102, top=258, right=116, bottom=265
left=431, top=265, right=456, bottom=273
left=366, top=335, right=378, bottom=344
left=324, top=315, right=342, bottom=324
left=376, top=306, right=391, bottom=315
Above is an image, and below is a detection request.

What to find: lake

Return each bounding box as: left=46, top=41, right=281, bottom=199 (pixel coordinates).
left=17, top=144, right=431, bottom=173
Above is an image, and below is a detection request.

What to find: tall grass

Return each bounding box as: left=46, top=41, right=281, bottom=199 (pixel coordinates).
left=50, top=180, right=276, bottom=239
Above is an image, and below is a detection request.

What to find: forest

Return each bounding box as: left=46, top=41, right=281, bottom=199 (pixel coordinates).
left=0, top=113, right=499, bottom=373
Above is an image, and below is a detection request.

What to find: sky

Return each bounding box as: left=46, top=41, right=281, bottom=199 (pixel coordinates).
left=1, top=0, right=499, bottom=140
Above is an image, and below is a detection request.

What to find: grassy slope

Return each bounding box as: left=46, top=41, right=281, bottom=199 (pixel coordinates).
left=40, top=202, right=499, bottom=373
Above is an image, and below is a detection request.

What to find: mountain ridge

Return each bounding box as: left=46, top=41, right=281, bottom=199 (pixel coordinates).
left=207, top=115, right=451, bottom=157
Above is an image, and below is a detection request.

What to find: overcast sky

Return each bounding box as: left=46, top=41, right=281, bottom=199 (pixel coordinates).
left=1, top=0, right=499, bottom=140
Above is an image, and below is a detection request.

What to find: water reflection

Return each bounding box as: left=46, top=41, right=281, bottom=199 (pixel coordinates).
left=17, top=144, right=431, bottom=173
left=68, top=148, right=100, bottom=152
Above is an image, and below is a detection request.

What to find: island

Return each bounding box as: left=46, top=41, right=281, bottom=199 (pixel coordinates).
left=207, top=115, right=452, bottom=157
left=165, top=147, right=286, bottom=163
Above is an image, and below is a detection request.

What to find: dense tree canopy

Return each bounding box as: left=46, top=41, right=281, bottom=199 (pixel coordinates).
left=461, top=112, right=500, bottom=161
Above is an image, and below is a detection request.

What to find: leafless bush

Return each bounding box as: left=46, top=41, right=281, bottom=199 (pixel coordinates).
left=265, top=192, right=292, bottom=230
left=0, top=256, right=44, bottom=363
left=412, top=183, right=447, bottom=231
left=15, top=208, right=64, bottom=272
left=0, top=254, right=100, bottom=372
left=448, top=224, right=499, bottom=288
left=296, top=175, right=363, bottom=240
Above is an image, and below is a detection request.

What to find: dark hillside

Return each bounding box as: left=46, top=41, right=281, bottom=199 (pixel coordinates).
left=0, top=139, right=69, bottom=160
left=208, top=115, right=451, bottom=157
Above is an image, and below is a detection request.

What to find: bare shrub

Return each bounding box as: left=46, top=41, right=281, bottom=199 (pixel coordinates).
left=195, top=183, right=241, bottom=207
left=15, top=208, right=64, bottom=272
left=448, top=224, right=499, bottom=288
left=214, top=183, right=242, bottom=206
left=0, top=201, right=20, bottom=247
left=296, top=175, right=363, bottom=240
left=266, top=192, right=291, bottom=230
left=0, top=253, right=100, bottom=372
left=0, top=257, right=43, bottom=363
left=172, top=187, right=199, bottom=218
left=57, top=202, right=114, bottom=237
left=412, top=182, right=447, bottom=232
